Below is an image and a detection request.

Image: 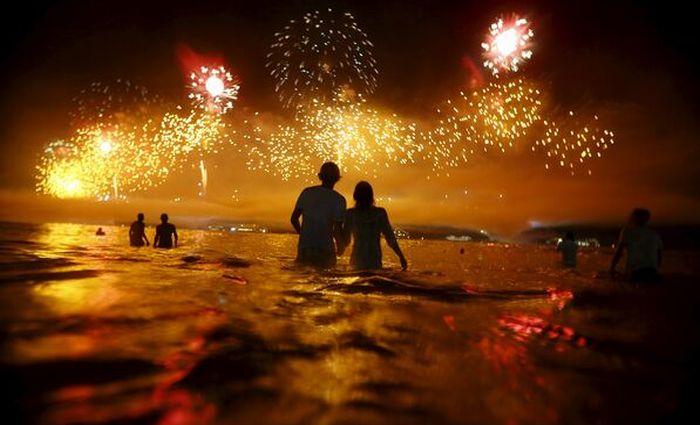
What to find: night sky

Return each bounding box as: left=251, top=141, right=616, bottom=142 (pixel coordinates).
left=1, top=0, right=699, bottom=232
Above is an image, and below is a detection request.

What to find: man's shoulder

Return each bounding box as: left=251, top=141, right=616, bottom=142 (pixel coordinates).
left=373, top=206, right=388, bottom=216
left=298, top=185, right=322, bottom=198
left=331, top=189, right=346, bottom=202
left=302, top=185, right=345, bottom=200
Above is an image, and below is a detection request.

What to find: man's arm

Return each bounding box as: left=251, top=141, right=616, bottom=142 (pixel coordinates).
left=173, top=227, right=178, bottom=248
left=338, top=212, right=351, bottom=255
left=290, top=208, right=302, bottom=234
left=142, top=227, right=150, bottom=246
left=153, top=230, right=159, bottom=248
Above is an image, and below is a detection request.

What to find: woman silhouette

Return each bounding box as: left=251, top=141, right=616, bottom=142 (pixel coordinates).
left=341, top=181, right=407, bottom=270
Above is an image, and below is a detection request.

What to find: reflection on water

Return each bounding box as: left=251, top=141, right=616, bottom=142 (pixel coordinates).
left=1, top=222, right=698, bottom=424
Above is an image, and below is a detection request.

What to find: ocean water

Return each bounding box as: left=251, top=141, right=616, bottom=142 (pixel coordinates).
left=1, top=221, right=699, bottom=425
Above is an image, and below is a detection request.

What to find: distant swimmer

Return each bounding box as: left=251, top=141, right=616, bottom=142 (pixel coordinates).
left=558, top=231, right=578, bottom=267
left=129, top=213, right=150, bottom=247
left=340, top=181, right=407, bottom=271
left=290, top=162, right=346, bottom=268
left=95, top=227, right=106, bottom=236
left=154, top=213, right=178, bottom=249
left=610, top=208, right=663, bottom=283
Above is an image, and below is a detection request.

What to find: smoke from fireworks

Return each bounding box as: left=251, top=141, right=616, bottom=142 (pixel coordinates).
left=70, top=79, right=163, bottom=128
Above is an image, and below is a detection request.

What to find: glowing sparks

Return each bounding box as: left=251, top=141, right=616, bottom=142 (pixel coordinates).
left=266, top=8, right=379, bottom=109
left=482, top=16, right=534, bottom=76
left=424, top=79, right=543, bottom=172
left=37, top=123, right=162, bottom=199
left=532, top=112, right=614, bottom=176
left=299, top=96, right=419, bottom=174
left=189, top=66, right=239, bottom=114
left=243, top=95, right=419, bottom=180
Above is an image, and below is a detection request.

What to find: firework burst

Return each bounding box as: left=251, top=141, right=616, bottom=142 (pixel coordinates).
left=189, top=66, right=240, bottom=114
left=424, top=79, right=543, bottom=173
left=70, top=79, right=163, bottom=128
left=266, top=8, right=379, bottom=109
left=481, top=16, right=534, bottom=76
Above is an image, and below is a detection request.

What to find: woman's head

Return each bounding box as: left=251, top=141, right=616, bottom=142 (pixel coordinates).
left=353, top=181, right=374, bottom=208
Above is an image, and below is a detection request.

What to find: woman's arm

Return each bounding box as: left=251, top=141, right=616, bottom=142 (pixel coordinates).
left=380, top=209, right=407, bottom=270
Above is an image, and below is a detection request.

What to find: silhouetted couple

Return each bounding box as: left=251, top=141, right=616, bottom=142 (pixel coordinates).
left=129, top=213, right=178, bottom=248
left=291, top=162, right=407, bottom=270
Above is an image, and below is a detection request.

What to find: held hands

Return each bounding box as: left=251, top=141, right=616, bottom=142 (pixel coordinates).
left=336, top=240, right=346, bottom=257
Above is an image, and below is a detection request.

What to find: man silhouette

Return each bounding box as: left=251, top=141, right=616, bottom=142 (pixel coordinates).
left=154, top=213, right=178, bottom=249
left=290, top=162, right=346, bottom=267
left=610, top=208, right=663, bottom=283
left=129, top=213, right=149, bottom=247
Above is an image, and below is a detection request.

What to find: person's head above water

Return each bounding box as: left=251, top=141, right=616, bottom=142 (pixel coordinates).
left=318, top=162, right=341, bottom=186
left=353, top=181, right=375, bottom=209
left=629, top=208, right=651, bottom=227
left=160, top=213, right=169, bottom=223
left=565, top=231, right=575, bottom=240
left=137, top=213, right=144, bottom=222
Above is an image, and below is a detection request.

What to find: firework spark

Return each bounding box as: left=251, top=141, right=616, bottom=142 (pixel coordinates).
left=481, top=16, right=534, bottom=76
left=532, top=112, right=614, bottom=176
left=266, top=8, right=379, bottom=109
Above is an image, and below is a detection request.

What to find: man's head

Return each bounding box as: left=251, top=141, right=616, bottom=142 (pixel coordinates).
left=565, top=231, right=574, bottom=240
left=160, top=213, right=168, bottom=223
left=318, top=162, right=341, bottom=186
left=629, top=208, right=651, bottom=227
left=137, top=213, right=144, bottom=222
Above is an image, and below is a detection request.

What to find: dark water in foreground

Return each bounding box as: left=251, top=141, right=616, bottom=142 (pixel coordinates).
left=1, top=222, right=699, bottom=425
